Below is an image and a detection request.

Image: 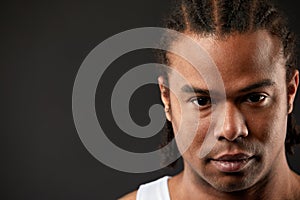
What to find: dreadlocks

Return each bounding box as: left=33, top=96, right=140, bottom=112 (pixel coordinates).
left=158, top=0, right=300, bottom=167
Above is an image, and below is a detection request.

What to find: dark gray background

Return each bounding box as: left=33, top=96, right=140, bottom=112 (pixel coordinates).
left=2, top=0, right=300, bottom=199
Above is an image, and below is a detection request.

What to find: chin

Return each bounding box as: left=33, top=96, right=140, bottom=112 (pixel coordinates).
left=205, top=173, right=258, bottom=193
left=211, top=180, right=251, bottom=192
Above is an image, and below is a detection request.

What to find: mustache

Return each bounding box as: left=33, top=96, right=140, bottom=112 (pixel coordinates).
left=202, top=138, right=262, bottom=159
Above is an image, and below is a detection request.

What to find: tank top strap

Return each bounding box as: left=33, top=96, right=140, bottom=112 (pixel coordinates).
left=136, top=176, right=171, bottom=200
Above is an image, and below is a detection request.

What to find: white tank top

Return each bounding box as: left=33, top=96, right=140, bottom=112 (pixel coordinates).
left=136, top=176, right=171, bottom=200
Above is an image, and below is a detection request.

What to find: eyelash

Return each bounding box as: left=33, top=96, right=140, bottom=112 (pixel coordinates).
left=190, top=93, right=268, bottom=108
left=245, top=93, right=268, bottom=104
left=191, top=96, right=212, bottom=108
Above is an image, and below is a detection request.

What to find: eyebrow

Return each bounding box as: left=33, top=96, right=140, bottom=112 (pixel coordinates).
left=181, top=85, right=210, bottom=95
left=238, top=79, right=276, bottom=93
left=180, top=79, right=276, bottom=95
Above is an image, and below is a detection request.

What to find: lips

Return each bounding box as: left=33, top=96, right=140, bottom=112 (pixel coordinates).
left=210, top=153, right=254, bottom=173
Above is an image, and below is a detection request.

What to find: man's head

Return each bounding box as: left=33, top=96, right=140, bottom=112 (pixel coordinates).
left=158, top=0, right=299, bottom=192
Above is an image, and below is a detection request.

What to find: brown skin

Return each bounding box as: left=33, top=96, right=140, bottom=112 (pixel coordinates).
left=119, top=191, right=137, bottom=200
left=120, top=31, right=300, bottom=200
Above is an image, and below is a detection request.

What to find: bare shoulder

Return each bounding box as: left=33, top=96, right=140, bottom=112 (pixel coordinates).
left=118, top=190, right=137, bottom=200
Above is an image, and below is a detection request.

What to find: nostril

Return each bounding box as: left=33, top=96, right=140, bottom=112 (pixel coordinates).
left=214, top=103, right=248, bottom=141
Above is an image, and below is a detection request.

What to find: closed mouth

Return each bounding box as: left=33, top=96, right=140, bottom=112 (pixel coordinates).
left=212, top=153, right=253, bottom=162
left=210, top=153, right=255, bottom=172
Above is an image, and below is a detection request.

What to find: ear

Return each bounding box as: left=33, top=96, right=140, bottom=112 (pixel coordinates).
left=287, top=70, right=299, bottom=114
left=158, top=76, right=172, bottom=121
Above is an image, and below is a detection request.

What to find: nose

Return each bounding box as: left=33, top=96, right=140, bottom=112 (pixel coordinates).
left=214, top=103, right=248, bottom=141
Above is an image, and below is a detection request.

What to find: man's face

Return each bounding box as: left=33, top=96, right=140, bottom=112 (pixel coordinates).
left=160, top=30, right=299, bottom=192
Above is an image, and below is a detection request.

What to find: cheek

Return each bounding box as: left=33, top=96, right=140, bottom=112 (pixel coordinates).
left=169, top=91, right=211, bottom=155
left=245, top=98, right=288, bottom=150
left=183, top=118, right=211, bottom=157
left=169, top=92, right=181, bottom=133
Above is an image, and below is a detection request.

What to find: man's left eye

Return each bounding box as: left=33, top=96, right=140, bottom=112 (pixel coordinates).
left=246, top=94, right=267, bottom=103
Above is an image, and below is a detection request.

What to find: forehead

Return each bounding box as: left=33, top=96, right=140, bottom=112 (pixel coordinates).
left=167, top=30, right=286, bottom=92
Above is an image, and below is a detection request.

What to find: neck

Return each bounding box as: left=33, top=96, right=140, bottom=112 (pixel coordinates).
left=169, top=150, right=300, bottom=200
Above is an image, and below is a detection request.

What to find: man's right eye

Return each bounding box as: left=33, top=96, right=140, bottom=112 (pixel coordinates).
left=191, top=97, right=211, bottom=107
